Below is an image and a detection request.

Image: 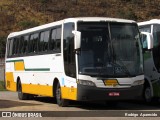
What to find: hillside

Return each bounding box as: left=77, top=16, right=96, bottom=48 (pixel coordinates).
left=0, top=0, right=160, bottom=55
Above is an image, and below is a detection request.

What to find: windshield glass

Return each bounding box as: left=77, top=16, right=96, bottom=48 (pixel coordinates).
left=152, top=24, right=160, bottom=72
left=77, top=22, right=143, bottom=77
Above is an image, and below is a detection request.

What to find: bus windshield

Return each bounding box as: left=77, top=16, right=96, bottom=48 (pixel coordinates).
left=152, top=24, right=160, bottom=72
left=77, top=22, right=143, bottom=77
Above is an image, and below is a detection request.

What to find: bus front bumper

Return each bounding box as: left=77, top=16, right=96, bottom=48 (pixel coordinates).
left=77, top=84, right=143, bottom=101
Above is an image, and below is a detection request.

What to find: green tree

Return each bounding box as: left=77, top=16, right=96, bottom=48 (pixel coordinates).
left=0, top=37, right=6, bottom=56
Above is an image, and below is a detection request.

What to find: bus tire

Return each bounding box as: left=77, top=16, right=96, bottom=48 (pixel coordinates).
left=55, top=82, right=69, bottom=107
left=144, top=85, right=152, bottom=103
left=17, top=81, right=28, bottom=100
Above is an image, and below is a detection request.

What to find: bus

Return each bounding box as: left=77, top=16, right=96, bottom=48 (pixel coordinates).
left=5, top=17, right=145, bottom=106
left=138, top=19, right=160, bottom=102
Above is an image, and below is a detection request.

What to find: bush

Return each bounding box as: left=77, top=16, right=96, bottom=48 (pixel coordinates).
left=117, top=8, right=137, bottom=20
left=39, top=0, right=48, bottom=4
left=126, top=9, right=137, bottom=20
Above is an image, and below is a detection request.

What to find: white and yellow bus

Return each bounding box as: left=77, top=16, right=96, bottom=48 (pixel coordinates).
left=5, top=17, right=145, bottom=106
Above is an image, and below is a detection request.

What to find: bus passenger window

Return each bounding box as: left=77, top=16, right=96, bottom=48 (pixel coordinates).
left=23, top=35, right=29, bottom=54
left=18, top=36, right=24, bottom=54
left=40, top=31, right=49, bottom=52
left=50, top=26, right=61, bottom=52
left=50, top=29, right=56, bottom=51
left=29, top=33, right=39, bottom=53
left=12, top=38, right=17, bottom=55
left=55, top=27, right=61, bottom=52
left=7, top=39, right=10, bottom=57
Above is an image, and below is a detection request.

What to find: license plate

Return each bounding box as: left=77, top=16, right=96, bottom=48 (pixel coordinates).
left=109, top=92, right=120, bottom=96
left=104, top=79, right=118, bottom=86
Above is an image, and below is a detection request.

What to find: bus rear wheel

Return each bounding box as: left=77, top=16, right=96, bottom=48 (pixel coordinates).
left=56, top=82, right=69, bottom=107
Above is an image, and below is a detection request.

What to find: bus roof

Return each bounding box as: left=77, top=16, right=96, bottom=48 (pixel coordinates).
left=8, top=17, right=136, bottom=38
left=138, top=19, right=160, bottom=26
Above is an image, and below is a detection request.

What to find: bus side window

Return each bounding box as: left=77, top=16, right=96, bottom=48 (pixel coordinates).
left=55, top=27, right=61, bottom=52
left=40, top=30, right=49, bottom=52
left=63, top=23, right=76, bottom=78
left=50, top=26, right=61, bottom=53
left=40, top=32, right=45, bottom=52
left=43, top=31, right=50, bottom=51
left=29, top=35, right=33, bottom=53
left=16, top=38, right=20, bottom=55
left=9, top=39, right=14, bottom=56
left=23, top=35, right=29, bottom=54
left=29, top=33, right=39, bottom=53
left=50, top=29, right=56, bottom=51
left=12, top=38, right=17, bottom=55
left=7, top=39, right=11, bottom=57
left=18, top=36, right=24, bottom=54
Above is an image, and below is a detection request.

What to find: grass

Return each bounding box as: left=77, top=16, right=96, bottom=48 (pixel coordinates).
left=0, top=81, right=6, bottom=91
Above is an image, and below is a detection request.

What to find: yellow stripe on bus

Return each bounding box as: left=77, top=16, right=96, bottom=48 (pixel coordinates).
left=22, top=84, right=53, bottom=97
left=22, top=84, right=77, bottom=100
left=14, top=61, right=25, bottom=71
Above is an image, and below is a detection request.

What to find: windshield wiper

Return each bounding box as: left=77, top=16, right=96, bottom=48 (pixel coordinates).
left=110, top=40, right=133, bottom=77
left=114, top=56, right=134, bottom=77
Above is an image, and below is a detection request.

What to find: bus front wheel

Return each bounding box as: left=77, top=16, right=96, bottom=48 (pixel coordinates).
left=56, top=82, right=69, bottom=107
left=17, top=81, right=28, bottom=100
left=144, top=86, right=152, bottom=103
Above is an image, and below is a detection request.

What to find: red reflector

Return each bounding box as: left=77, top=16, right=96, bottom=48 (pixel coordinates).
left=109, top=92, right=120, bottom=96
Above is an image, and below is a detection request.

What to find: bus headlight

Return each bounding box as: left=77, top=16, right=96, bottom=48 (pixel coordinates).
left=77, top=80, right=96, bottom=86
left=132, top=80, right=144, bottom=86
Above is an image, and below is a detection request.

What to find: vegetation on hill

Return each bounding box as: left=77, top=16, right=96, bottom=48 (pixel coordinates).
left=0, top=0, right=160, bottom=55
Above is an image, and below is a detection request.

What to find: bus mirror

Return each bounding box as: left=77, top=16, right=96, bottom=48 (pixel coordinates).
left=72, top=31, right=81, bottom=50
left=141, top=32, right=153, bottom=49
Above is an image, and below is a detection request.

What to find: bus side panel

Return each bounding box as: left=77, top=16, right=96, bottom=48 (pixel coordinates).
left=5, top=72, right=16, bottom=91
left=5, top=61, right=17, bottom=92
left=13, top=72, right=54, bottom=97
left=60, top=77, right=77, bottom=100
left=61, top=86, right=77, bottom=100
